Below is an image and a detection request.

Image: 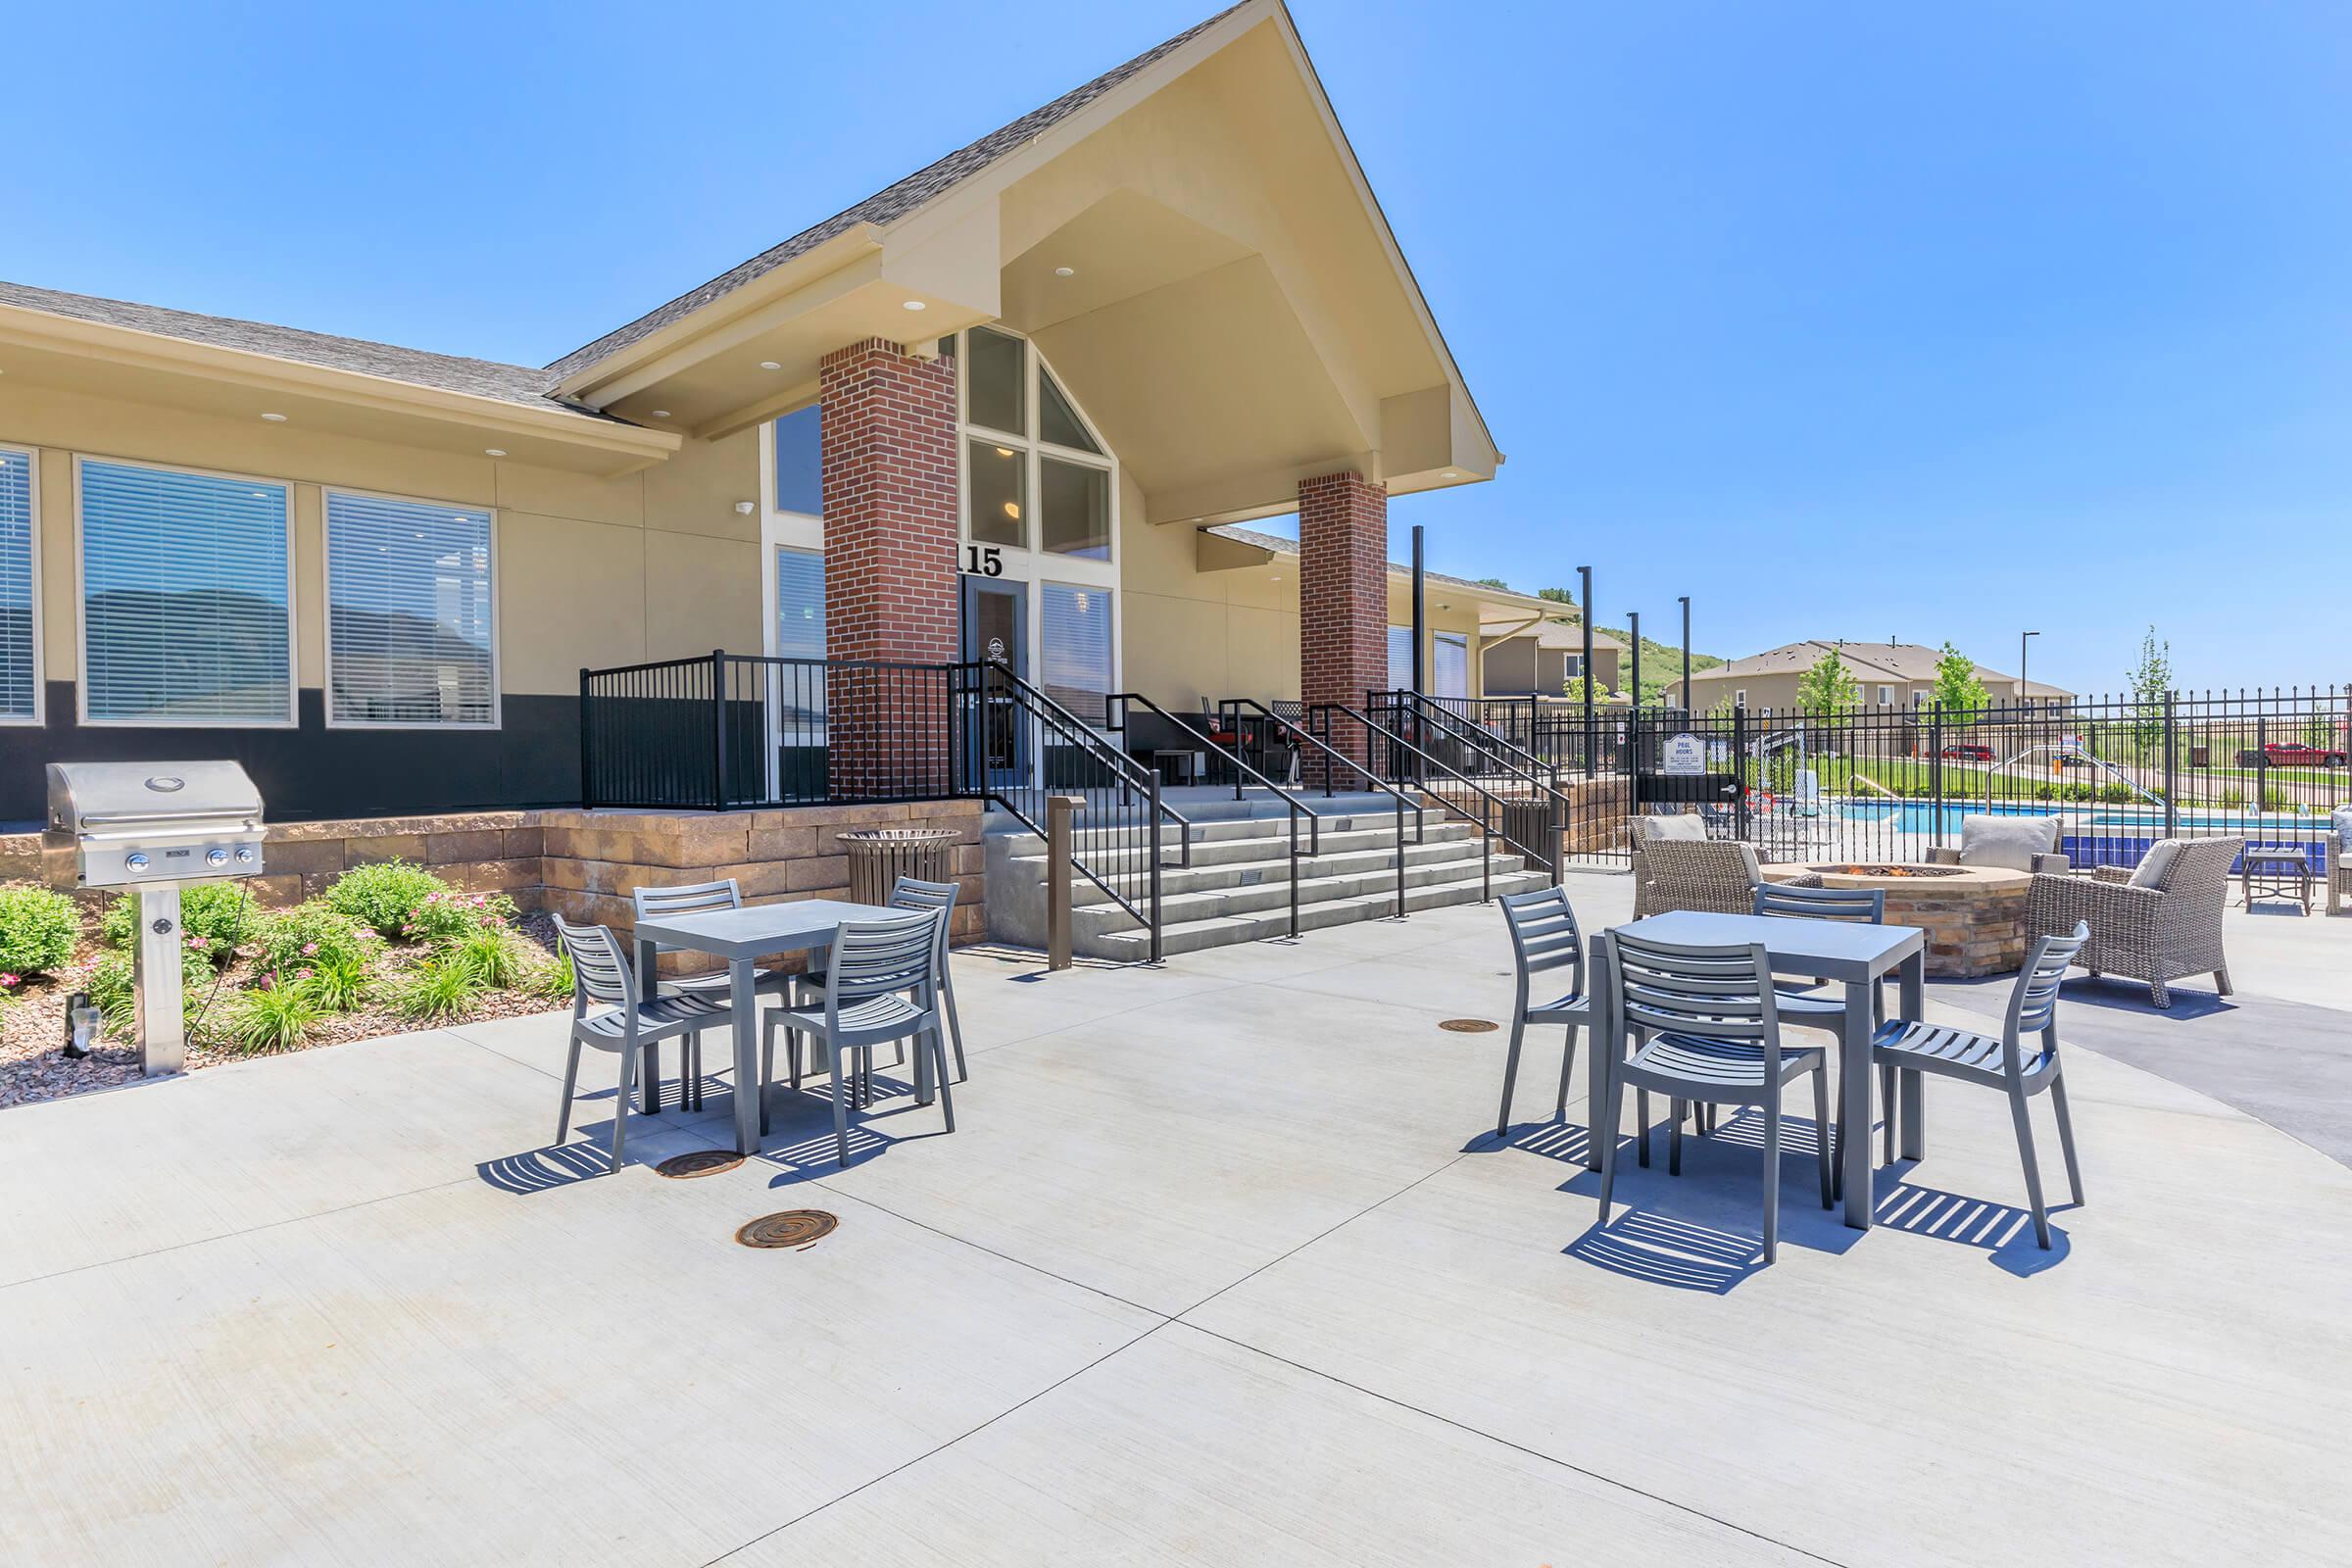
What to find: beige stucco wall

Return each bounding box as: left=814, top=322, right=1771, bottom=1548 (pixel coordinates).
left=0, top=380, right=763, bottom=701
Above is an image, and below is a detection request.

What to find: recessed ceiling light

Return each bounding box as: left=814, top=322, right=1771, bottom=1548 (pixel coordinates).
left=901, top=299, right=927, bottom=312
left=759, top=361, right=781, bottom=370
left=484, top=448, right=507, bottom=458
left=651, top=410, right=671, bottom=418
left=260, top=412, right=287, bottom=422
left=1443, top=470, right=1459, bottom=479
left=1003, top=501, right=1020, bottom=519
left=1053, top=266, right=1075, bottom=278
left=994, top=446, right=1014, bottom=458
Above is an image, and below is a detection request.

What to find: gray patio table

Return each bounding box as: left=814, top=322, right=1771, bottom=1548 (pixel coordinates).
left=632, top=898, right=907, bottom=1155
left=1583, top=909, right=1927, bottom=1229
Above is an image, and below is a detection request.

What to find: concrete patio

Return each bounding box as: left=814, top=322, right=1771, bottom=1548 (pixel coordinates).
left=4, top=873, right=2350, bottom=1565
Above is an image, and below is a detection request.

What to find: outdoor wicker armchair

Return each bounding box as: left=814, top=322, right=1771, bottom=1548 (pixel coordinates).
left=2330, top=831, right=2350, bottom=917
left=1632, top=836, right=1764, bottom=918
left=2025, top=836, right=2241, bottom=1008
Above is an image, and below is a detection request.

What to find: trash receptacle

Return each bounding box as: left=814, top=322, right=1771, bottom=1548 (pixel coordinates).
left=1495, top=796, right=1559, bottom=873
left=840, top=827, right=960, bottom=906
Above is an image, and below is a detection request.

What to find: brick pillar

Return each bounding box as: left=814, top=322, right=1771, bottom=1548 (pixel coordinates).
left=819, top=337, right=958, bottom=799
left=1298, top=471, right=1391, bottom=767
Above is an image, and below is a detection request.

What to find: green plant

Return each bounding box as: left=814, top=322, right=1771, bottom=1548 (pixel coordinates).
left=445, top=922, right=529, bottom=989
left=533, top=949, right=575, bottom=999
left=2220, top=786, right=2248, bottom=809
left=293, top=949, right=374, bottom=1012
left=102, top=881, right=250, bottom=965
left=323, top=859, right=453, bottom=941
left=397, top=957, right=488, bottom=1021
left=221, top=980, right=320, bottom=1055
left=255, top=902, right=372, bottom=975
left=85, top=951, right=218, bottom=1043
left=0, top=884, right=79, bottom=982
left=408, top=888, right=519, bottom=947
left=1797, top=646, right=1861, bottom=717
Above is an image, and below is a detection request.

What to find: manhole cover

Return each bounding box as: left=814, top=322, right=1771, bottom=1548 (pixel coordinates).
left=1440, top=1018, right=1498, bottom=1034
left=736, top=1210, right=839, bottom=1250
left=655, top=1150, right=744, bottom=1180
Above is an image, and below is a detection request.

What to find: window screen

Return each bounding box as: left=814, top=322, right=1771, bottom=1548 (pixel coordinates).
left=0, top=448, right=31, bottom=720
left=79, top=461, right=290, bottom=724
left=1040, top=582, right=1111, bottom=719
left=325, top=491, right=495, bottom=726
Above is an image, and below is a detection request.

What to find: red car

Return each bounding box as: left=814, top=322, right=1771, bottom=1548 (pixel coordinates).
left=1940, top=744, right=1993, bottom=761
left=2260, top=742, right=2349, bottom=768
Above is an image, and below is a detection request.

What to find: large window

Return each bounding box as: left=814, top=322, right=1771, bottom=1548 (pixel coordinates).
left=324, top=490, right=495, bottom=727
left=773, top=405, right=821, bottom=515
left=1040, top=582, right=1112, bottom=718
left=1434, top=632, right=1470, bottom=702
left=773, top=546, right=827, bottom=744
left=949, top=327, right=1114, bottom=564
left=78, top=459, right=292, bottom=725
left=0, top=447, right=32, bottom=723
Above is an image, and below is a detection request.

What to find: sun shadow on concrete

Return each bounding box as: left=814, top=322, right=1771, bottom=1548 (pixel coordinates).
left=1871, top=1171, right=2073, bottom=1276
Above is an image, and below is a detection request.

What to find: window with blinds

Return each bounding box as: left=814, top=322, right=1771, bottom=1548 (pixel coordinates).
left=1387, top=626, right=1413, bottom=692
left=79, top=460, right=292, bottom=724
left=0, top=448, right=32, bottom=722
left=1040, top=582, right=1111, bottom=719
left=324, top=490, right=496, bottom=727
left=773, top=546, right=827, bottom=743
left=1434, top=633, right=1470, bottom=702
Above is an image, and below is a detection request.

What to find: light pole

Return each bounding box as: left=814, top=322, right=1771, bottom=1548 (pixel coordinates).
left=1629, top=610, right=1642, bottom=713
left=1678, top=595, right=1691, bottom=716
left=1578, top=565, right=1594, bottom=777
left=2021, top=630, right=2039, bottom=712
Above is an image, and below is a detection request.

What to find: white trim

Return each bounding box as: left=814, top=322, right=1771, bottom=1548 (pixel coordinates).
left=319, top=484, right=502, bottom=731
left=0, top=440, right=42, bottom=726
left=72, top=452, right=298, bottom=729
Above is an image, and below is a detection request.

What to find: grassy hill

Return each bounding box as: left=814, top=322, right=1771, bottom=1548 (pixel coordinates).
left=1590, top=623, right=1725, bottom=705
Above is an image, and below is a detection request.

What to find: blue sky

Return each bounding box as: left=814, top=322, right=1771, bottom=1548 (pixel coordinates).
left=3, top=0, right=2346, bottom=696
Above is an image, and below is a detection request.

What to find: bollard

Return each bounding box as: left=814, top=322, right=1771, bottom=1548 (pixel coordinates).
left=1047, top=795, right=1082, bottom=970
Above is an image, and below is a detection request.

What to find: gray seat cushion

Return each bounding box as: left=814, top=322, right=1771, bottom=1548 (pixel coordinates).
left=2128, top=839, right=2184, bottom=890
left=1638, top=813, right=1708, bottom=843
left=1957, top=813, right=2060, bottom=872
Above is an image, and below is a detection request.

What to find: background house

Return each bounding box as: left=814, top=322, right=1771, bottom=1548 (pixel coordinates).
left=1668, top=640, right=2077, bottom=714
left=1480, top=620, right=1625, bottom=698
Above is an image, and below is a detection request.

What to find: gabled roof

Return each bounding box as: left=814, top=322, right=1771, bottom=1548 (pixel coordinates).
left=1205, top=523, right=1542, bottom=605
left=544, top=3, right=1250, bottom=385
left=0, top=279, right=621, bottom=424
left=1690, top=639, right=2077, bottom=697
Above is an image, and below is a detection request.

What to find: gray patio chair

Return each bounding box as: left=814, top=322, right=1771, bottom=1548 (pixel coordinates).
left=1751, top=881, right=1892, bottom=1181
left=1493, top=887, right=1591, bottom=1139
left=1870, top=921, right=2091, bottom=1249
left=631, top=878, right=794, bottom=1113
left=779, top=875, right=967, bottom=1085
left=2025, top=836, right=2239, bottom=1007
left=550, top=915, right=729, bottom=1171
left=1595, top=930, right=1833, bottom=1263
left=759, top=907, right=955, bottom=1165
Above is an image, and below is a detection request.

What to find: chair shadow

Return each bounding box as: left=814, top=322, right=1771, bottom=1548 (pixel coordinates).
left=2055, top=975, right=2233, bottom=1021
left=1870, top=1169, right=2074, bottom=1276
left=477, top=1142, right=615, bottom=1194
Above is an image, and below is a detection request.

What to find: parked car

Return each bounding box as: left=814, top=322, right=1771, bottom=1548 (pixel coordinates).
left=1940, top=744, right=1994, bottom=761
left=2244, top=742, right=2350, bottom=768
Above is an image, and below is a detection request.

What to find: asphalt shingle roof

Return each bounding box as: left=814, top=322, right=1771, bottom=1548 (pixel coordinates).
left=0, top=279, right=621, bottom=423
left=542, top=3, right=1250, bottom=385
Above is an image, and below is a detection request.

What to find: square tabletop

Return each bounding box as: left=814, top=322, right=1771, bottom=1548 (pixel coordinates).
left=632, top=898, right=900, bottom=959
left=1614, top=909, right=1924, bottom=982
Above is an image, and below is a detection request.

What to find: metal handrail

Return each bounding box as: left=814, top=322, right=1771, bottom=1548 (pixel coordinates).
left=1106, top=691, right=1327, bottom=939
left=1312, top=700, right=1565, bottom=897
left=1373, top=688, right=1568, bottom=800
left=1222, top=696, right=1424, bottom=923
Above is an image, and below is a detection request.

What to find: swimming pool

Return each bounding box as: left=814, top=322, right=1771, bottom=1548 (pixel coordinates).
left=1833, top=800, right=2331, bottom=837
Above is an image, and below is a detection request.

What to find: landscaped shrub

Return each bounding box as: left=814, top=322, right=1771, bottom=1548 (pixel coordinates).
left=396, top=957, right=488, bottom=1021
left=0, top=885, right=80, bottom=983
left=445, top=922, right=529, bottom=989
left=221, top=981, right=320, bottom=1055
left=406, top=888, right=518, bottom=948
left=322, top=860, right=451, bottom=940
left=84, top=951, right=215, bottom=1042
left=255, top=902, right=372, bottom=976
left=295, top=950, right=374, bottom=1013
left=533, top=948, right=575, bottom=999
left=101, top=882, right=251, bottom=965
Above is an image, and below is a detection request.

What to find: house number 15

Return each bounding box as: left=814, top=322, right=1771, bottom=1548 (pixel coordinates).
left=962, top=545, right=1004, bottom=577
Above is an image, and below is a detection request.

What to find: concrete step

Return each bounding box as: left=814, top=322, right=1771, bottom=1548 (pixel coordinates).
left=1072, top=849, right=1532, bottom=937
left=1000, top=816, right=1480, bottom=874
left=1062, top=833, right=1492, bottom=910
left=1082, top=866, right=1550, bottom=958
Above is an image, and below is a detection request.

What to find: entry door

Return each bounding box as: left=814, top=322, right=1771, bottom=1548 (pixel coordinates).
left=961, top=577, right=1029, bottom=786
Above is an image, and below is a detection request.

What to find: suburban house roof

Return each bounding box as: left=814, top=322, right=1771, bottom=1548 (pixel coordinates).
left=544, top=4, right=1250, bottom=385
left=1203, top=524, right=1550, bottom=616
left=1688, top=639, right=2076, bottom=696
left=1524, top=619, right=1628, bottom=655
left=0, top=279, right=619, bottom=423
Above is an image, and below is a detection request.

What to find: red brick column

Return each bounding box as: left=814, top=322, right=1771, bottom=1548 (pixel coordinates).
left=1298, top=471, right=1391, bottom=768
left=819, top=338, right=958, bottom=799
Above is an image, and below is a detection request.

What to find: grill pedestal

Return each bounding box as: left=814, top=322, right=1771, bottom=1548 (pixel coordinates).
left=131, top=888, right=186, bottom=1076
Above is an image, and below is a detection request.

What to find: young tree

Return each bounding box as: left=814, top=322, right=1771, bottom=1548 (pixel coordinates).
left=1929, top=642, right=1989, bottom=715
left=2128, top=624, right=2172, bottom=759
left=1797, top=646, right=1860, bottom=716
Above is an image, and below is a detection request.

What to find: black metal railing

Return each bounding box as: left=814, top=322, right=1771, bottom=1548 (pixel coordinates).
left=1310, top=700, right=1564, bottom=898
left=1221, top=696, right=1423, bottom=921
left=1369, top=689, right=1563, bottom=793
left=1107, top=692, right=1326, bottom=939
left=1586, top=685, right=2351, bottom=873
left=580, top=654, right=1189, bottom=960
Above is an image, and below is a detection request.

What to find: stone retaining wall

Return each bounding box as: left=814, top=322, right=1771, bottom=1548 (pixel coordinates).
left=0, top=802, right=986, bottom=964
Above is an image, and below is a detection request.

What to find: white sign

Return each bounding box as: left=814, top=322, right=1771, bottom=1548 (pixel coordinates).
left=1662, top=732, right=1707, bottom=775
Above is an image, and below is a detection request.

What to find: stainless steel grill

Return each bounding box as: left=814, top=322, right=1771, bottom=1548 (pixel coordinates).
left=45, top=761, right=266, bottom=1075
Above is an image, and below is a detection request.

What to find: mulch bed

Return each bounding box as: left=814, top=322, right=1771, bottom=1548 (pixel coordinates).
left=0, top=911, right=569, bottom=1111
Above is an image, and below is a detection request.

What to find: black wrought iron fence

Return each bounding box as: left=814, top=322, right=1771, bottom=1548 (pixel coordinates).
left=1561, top=685, right=2351, bottom=874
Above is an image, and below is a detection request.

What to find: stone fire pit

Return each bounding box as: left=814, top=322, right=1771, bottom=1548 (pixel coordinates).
left=1761, top=860, right=2032, bottom=977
